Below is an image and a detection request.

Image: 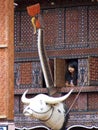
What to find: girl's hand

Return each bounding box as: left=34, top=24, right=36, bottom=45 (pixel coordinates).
left=70, top=83, right=75, bottom=87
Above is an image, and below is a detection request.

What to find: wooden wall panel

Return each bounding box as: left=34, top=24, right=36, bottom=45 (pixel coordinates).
left=14, top=62, right=43, bottom=88
left=78, top=58, right=89, bottom=86
left=88, top=92, right=98, bottom=111
left=0, top=50, right=8, bottom=118
left=54, top=58, right=65, bottom=87
left=0, top=0, right=14, bottom=120
left=65, top=6, right=88, bottom=47
left=89, top=57, right=98, bottom=85
left=43, top=8, right=65, bottom=48
left=89, top=6, right=98, bottom=44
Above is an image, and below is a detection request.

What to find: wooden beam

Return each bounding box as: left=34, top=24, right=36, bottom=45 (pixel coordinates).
left=0, top=44, right=8, bottom=48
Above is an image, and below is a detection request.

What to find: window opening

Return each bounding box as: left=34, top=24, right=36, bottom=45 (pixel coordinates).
left=65, top=59, right=78, bottom=87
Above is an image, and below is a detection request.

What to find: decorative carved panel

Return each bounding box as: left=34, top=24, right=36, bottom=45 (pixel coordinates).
left=78, top=58, right=88, bottom=86
left=65, top=6, right=88, bottom=48
left=14, top=62, right=42, bottom=89
left=43, top=8, right=64, bottom=49
left=88, top=92, right=98, bottom=111
left=89, top=57, right=98, bottom=85
left=14, top=11, right=37, bottom=53
left=32, top=62, right=42, bottom=88
left=89, top=6, right=98, bottom=46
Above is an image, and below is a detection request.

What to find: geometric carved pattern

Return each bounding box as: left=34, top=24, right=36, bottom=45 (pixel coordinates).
left=43, top=9, right=57, bottom=46
left=14, top=6, right=98, bottom=59
left=14, top=96, right=20, bottom=113
left=21, top=12, right=33, bottom=45
left=14, top=61, right=42, bottom=89
left=14, top=12, right=21, bottom=46
left=68, top=112, right=98, bottom=128
left=14, top=63, right=20, bottom=88
left=14, top=5, right=98, bottom=129
left=88, top=92, right=98, bottom=111
left=32, top=62, right=42, bottom=88
left=43, top=8, right=64, bottom=49
left=78, top=7, right=88, bottom=44
left=19, top=62, right=32, bottom=85
left=14, top=11, right=37, bottom=52
left=65, top=93, right=87, bottom=111
left=65, top=6, right=88, bottom=48
left=77, top=57, right=98, bottom=86
left=65, top=93, right=78, bottom=111
left=78, top=58, right=88, bottom=86
left=89, top=6, right=98, bottom=45
left=89, top=57, right=98, bottom=85
left=66, top=7, right=79, bottom=44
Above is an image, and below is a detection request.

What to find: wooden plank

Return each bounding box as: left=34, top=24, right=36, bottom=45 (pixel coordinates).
left=0, top=44, right=8, bottom=48
left=0, top=0, right=14, bottom=120
left=54, top=58, right=66, bottom=87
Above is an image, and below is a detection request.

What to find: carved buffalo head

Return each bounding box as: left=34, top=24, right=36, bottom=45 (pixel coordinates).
left=21, top=89, right=73, bottom=130
left=21, top=89, right=73, bottom=118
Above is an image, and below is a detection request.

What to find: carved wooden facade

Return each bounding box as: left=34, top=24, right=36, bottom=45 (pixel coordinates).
left=14, top=2, right=98, bottom=130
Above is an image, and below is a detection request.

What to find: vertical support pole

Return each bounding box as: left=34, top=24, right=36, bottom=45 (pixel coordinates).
left=0, top=0, right=14, bottom=129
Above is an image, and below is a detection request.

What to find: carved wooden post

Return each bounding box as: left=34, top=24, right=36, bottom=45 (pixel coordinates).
left=0, top=0, right=14, bottom=129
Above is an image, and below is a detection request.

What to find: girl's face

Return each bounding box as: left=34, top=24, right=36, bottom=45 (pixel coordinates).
left=68, top=66, right=75, bottom=73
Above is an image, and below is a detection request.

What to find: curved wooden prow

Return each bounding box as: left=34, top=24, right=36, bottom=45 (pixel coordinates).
left=27, top=3, right=57, bottom=95
left=37, top=29, right=57, bottom=95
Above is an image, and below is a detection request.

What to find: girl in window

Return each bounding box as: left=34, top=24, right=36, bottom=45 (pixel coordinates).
left=65, top=61, right=78, bottom=87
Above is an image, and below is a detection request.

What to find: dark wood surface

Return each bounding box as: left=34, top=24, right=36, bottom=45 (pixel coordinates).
left=14, top=0, right=98, bottom=10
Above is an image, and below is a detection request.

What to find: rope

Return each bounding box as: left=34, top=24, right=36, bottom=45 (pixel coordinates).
left=65, top=77, right=87, bottom=117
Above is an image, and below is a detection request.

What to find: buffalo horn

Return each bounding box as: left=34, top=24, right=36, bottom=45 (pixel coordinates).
left=45, top=89, right=73, bottom=104
left=21, top=89, right=32, bottom=104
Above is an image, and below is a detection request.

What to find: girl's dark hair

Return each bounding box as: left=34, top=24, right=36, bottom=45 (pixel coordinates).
left=68, top=61, right=78, bottom=72
left=65, top=61, right=78, bottom=85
